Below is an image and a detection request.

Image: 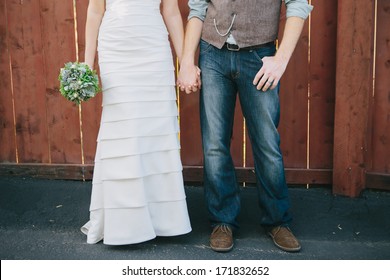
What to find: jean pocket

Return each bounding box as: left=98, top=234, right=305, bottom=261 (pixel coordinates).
left=200, top=39, right=214, bottom=55
left=251, top=46, right=276, bottom=62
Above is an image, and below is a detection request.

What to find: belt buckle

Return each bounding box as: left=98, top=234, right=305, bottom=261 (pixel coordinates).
left=226, top=43, right=240, bottom=51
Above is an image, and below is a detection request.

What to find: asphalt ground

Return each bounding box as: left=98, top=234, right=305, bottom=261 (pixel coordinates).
left=1, top=175, right=390, bottom=260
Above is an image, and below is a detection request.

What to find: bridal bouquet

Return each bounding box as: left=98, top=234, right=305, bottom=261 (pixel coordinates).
left=58, top=62, right=100, bottom=105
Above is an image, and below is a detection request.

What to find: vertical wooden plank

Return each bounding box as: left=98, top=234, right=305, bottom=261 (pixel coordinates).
left=7, top=0, right=50, bottom=163
left=179, top=92, right=203, bottom=166
left=371, top=0, right=390, bottom=173
left=333, top=0, right=375, bottom=196
left=309, top=0, right=337, bottom=169
left=0, top=0, right=16, bottom=163
left=40, top=0, right=82, bottom=164
left=75, top=0, right=88, bottom=63
left=76, top=0, right=102, bottom=164
left=277, top=5, right=309, bottom=168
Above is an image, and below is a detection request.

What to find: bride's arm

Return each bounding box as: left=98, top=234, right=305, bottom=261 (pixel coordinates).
left=85, top=0, right=105, bottom=69
left=161, top=0, right=184, bottom=62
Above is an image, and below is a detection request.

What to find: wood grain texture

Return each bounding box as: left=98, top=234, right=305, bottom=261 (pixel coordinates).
left=40, top=0, right=82, bottom=164
left=309, top=0, right=337, bottom=169
left=333, top=0, right=375, bottom=197
left=7, top=0, right=50, bottom=163
left=370, top=0, right=390, bottom=174
left=366, top=172, right=390, bottom=191
left=0, top=0, right=16, bottom=162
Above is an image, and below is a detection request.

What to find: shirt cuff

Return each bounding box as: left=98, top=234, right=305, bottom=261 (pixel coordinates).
left=286, top=3, right=314, bottom=20
left=188, top=0, right=207, bottom=21
left=188, top=12, right=206, bottom=22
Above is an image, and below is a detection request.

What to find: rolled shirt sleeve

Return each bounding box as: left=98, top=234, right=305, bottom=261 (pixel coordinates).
left=188, top=0, right=208, bottom=21
left=285, top=0, right=313, bottom=19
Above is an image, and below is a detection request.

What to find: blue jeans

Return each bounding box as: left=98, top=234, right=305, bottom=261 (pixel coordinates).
left=199, top=40, right=292, bottom=229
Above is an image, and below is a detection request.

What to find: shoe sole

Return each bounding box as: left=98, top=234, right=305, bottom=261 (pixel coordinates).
left=268, top=233, right=301, bottom=253
left=210, top=243, right=234, bottom=252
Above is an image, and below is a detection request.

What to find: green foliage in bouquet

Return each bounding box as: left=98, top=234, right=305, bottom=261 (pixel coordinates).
left=58, top=62, right=100, bottom=105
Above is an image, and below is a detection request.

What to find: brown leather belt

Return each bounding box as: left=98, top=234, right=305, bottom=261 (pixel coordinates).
left=225, top=41, right=275, bottom=51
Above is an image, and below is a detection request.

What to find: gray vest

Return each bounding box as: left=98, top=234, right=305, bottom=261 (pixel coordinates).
left=202, top=0, right=282, bottom=48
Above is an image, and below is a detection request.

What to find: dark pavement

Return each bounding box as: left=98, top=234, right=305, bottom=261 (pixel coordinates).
left=0, top=175, right=390, bottom=260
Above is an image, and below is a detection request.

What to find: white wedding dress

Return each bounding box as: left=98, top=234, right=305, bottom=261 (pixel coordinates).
left=81, top=0, right=191, bottom=245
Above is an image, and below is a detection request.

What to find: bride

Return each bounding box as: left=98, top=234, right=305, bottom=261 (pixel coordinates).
left=81, top=0, right=192, bottom=245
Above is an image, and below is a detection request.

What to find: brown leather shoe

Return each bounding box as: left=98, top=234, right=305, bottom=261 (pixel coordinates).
left=210, top=224, right=233, bottom=252
left=268, top=226, right=301, bottom=252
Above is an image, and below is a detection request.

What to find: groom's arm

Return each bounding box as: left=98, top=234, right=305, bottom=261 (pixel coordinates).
left=253, top=0, right=313, bottom=91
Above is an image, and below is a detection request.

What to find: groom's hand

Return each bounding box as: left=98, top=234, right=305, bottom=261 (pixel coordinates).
left=253, top=55, right=287, bottom=92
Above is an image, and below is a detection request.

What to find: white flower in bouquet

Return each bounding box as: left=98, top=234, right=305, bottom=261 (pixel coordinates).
left=58, top=62, right=100, bottom=105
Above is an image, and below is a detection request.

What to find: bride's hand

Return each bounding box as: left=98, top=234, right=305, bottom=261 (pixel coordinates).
left=84, top=61, right=94, bottom=70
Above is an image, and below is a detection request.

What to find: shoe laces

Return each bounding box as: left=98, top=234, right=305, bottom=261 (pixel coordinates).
left=212, top=224, right=232, bottom=235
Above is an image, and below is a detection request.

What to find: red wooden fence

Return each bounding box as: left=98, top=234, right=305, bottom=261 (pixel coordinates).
left=0, top=0, right=389, bottom=197
left=367, top=0, right=390, bottom=190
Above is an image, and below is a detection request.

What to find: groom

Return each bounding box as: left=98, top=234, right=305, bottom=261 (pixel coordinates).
left=178, top=0, right=313, bottom=252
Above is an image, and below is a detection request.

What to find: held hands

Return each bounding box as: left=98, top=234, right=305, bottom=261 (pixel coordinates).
left=177, top=63, right=201, bottom=94
left=253, top=55, right=288, bottom=92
